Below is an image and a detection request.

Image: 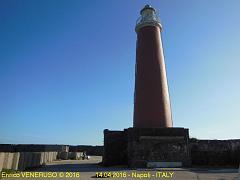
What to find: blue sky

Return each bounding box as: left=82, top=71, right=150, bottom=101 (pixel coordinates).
left=0, top=0, right=239, bottom=145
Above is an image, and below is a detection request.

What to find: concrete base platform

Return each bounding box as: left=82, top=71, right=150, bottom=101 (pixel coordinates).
left=103, top=127, right=191, bottom=168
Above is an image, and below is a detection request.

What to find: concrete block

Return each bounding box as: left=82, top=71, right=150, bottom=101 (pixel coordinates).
left=31, top=152, right=41, bottom=167
left=31, top=153, right=36, bottom=167
left=68, top=152, right=74, bottom=159
left=22, top=152, right=28, bottom=169
left=45, top=152, right=48, bottom=162
left=18, top=152, right=25, bottom=171
left=46, top=152, right=49, bottom=162
left=43, top=152, right=49, bottom=164
left=40, top=152, right=44, bottom=165
left=51, top=152, right=54, bottom=161
left=36, top=153, right=41, bottom=166
left=43, top=152, right=46, bottom=164
left=3, top=153, right=14, bottom=169
left=53, top=152, right=57, bottom=160
left=28, top=152, right=33, bottom=168
left=50, top=152, right=53, bottom=162
left=11, top=153, right=20, bottom=170
left=52, top=152, right=55, bottom=161
left=3, top=153, right=9, bottom=169
left=77, top=152, right=83, bottom=160
left=63, top=146, right=69, bottom=152
left=48, top=152, right=51, bottom=162
left=69, top=152, right=82, bottom=160
left=57, top=152, right=61, bottom=160
left=56, top=152, right=58, bottom=159
left=0, top=153, right=5, bottom=171
left=49, top=152, right=52, bottom=162
left=24, top=152, right=33, bottom=169
left=59, top=152, right=68, bottom=160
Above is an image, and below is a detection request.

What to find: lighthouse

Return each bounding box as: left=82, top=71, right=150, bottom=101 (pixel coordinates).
left=103, top=5, right=190, bottom=168
left=133, top=5, right=173, bottom=128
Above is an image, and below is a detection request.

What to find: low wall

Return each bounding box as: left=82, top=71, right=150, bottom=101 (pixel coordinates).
left=3, top=153, right=14, bottom=170
left=127, top=128, right=191, bottom=167
left=0, top=153, right=4, bottom=171
left=103, top=129, right=128, bottom=166
left=0, top=144, right=69, bottom=152
left=0, top=144, right=70, bottom=171
left=103, top=129, right=240, bottom=167
left=0, top=152, right=58, bottom=171
left=0, top=144, right=88, bottom=171
left=190, top=139, right=240, bottom=167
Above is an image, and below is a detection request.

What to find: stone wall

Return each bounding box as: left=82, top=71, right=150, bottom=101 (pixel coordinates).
left=127, top=128, right=190, bottom=167
left=0, top=144, right=71, bottom=171
left=103, top=128, right=240, bottom=167
left=102, top=129, right=128, bottom=166
left=103, top=128, right=190, bottom=167
left=190, top=139, right=240, bottom=167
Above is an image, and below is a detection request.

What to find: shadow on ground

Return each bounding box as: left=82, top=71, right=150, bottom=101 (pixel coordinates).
left=36, top=162, right=239, bottom=174
left=36, top=163, right=131, bottom=172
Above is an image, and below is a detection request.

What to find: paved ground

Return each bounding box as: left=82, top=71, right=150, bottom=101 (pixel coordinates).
left=1, top=156, right=240, bottom=180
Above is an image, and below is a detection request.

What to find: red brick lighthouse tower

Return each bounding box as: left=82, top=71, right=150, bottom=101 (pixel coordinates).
left=103, top=5, right=190, bottom=168
left=133, top=5, right=173, bottom=128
